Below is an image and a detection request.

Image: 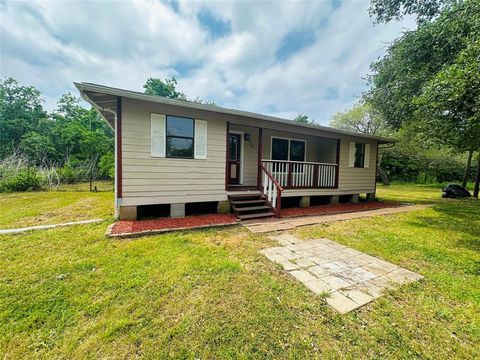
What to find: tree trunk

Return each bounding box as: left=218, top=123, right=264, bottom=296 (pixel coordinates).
left=377, top=164, right=390, bottom=185
left=473, top=153, right=480, bottom=199
left=377, top=154, right=390, bottom=185
left=462, top=149, right=473, bottom=188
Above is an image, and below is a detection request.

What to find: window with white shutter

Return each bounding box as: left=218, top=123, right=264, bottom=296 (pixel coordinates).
left=194, top=119, right=207, bottom=159
left=348, top=142, right=355, bottom=167
left=349, top=141, right=369, bottom=168
left=364, top=144, right=370, bottom=168
left=151, top=113, right=166, bottom=157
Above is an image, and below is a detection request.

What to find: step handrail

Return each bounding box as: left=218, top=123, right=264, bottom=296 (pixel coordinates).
left=259, top=163, right=283, bottom=217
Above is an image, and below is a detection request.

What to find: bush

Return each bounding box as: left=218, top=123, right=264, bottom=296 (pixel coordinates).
left=98, top=152, right=114, bottom=179
left=380, top=146, right=473, bottom=184
left=57, top=165, right=81, bottom=184
left=0, top=168, right=43, bottom=192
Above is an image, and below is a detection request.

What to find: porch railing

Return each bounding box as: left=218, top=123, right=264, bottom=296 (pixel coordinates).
left=261, top=160, right=338, bottom=189
left=259, top=163, right=283, bottom=217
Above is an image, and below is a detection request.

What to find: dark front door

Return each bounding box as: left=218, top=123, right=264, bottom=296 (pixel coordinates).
left=228, top=133, right=241, bottom=185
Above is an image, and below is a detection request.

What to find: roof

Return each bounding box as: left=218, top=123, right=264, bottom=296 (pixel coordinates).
left=74, top=82, right=395, bottom=144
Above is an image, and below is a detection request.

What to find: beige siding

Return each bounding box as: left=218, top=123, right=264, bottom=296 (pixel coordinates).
left=121, top=98, right=228, bottom=206
left=119, top=97, right=378, bottom=207
left=229, top=124, right=259, bottom=186
left=262, top=129, right=337, bottom=164
left=337, top=137, right=376, bottom=192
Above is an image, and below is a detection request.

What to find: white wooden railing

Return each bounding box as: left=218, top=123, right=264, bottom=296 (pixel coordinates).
left=259, top=163, right=283, bottom=217
left=261, top=160, right=338, bottom=189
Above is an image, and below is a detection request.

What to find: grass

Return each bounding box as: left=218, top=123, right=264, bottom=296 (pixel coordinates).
left=0, top=184, right=479, bottom=358
left=0, top=181, right=114, bottom=229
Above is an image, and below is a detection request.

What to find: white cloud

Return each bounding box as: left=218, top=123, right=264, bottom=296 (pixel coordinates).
left=0, top=0, right=414, bottom=124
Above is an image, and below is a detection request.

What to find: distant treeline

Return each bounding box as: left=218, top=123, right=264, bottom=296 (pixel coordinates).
left=0, top=78, right=114, bottom=192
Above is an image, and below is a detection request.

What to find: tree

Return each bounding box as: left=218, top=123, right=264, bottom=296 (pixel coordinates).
left=293, top=113, right=310, bottom=123
left=414, top=41, right=480, bottom=196
left=143, top=77, right=215, bottom=105
left=366, top=0, right=480, bottom=130
left=369, top=0, right=456, bottom=24
left=143, top=77, right=187, bottom=99
left=0, top=77, right=47, bottom=158
left=330, top=102, right=391, bottom=185
left=330, top=102, right=387, bottom=135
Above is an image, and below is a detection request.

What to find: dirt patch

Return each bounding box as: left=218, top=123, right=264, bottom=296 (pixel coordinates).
left=281, top=201, right=402, bottom=218
left=111, top=214, right=238, bottom=236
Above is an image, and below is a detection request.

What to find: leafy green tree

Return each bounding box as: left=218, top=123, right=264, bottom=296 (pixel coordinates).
left=143, top=77, right=187, bottom=99
left=330, top=102, right=391, bottom=184
left=293, top=113, right=310, bottom=123
left=366, top=0, right=480, bottom=130
left=369, top=0, right=456, bottom=23
left=330, top=102, right=388, bottom=135
left=19, top=132, right=57, bottom=165
left=0, top=77, right=47, bottom=158
left=415, top=41, right=480, bottom=196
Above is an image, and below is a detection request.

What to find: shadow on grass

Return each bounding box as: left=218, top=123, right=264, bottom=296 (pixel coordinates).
left=405, top=199, right=480, bottom=252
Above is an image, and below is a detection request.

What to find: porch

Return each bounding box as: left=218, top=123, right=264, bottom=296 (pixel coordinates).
left=226, top=123, right=341, bottom=218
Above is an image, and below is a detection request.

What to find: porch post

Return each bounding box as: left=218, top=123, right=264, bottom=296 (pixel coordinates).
left=225, top=121, right=230, bottom=191
left=257, top=127, right=263, bottom=189
left=335, top=138, right=340, bottom=188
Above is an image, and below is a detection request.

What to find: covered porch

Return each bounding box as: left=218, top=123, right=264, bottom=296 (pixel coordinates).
left=226, top=122, right=340, bottom=218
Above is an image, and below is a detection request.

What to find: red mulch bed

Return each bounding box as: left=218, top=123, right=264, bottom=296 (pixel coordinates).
left=111, top=213, right=237, bottom=235
left=281, top=201, right=402, bottom=218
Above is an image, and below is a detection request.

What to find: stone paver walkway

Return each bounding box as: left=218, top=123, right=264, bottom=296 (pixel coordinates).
left=261, top=233, right=423, bottom=313
left=244, top=204, right=429, bottom=233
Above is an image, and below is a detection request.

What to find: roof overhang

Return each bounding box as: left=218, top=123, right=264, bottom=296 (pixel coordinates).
left=74, top=82, right=396, bottom=144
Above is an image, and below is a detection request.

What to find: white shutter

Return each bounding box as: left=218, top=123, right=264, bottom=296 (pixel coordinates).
left=348, top=142, right=355, bottom=167
left=364, top=144, right=370, bottom=168
left=194, top=119, right=207, bottom=159
left=151, top=113, right=165, bottom=157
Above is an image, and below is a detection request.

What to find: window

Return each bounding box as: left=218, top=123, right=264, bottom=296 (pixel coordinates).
left=290, top=140, right=305, bottom=161
left=271, top=138, right=289, bottom=160
left=166, top=116, right=194, bottom=158
left=271, top=137, right=306, bottom=161
left=354, top=143, right=365, bottom=168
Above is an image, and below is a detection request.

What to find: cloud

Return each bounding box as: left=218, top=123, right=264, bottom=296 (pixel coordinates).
left=0, top=0, right=414, bottom=124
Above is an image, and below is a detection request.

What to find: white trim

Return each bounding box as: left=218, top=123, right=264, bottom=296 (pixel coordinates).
left=349, top=142, right=355, bottom=167
left=194, top=119, right=208, bottom=159
left=270, top=136, right=306, bottom=162
left=229, top=130, right=244, bottom=185
left=364, top=143, right=370, bottom=168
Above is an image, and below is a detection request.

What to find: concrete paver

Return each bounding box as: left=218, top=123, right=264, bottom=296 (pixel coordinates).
left=261, top=234, right=423, bottom=313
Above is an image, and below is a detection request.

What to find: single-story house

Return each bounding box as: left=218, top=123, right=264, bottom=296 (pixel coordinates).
left=75, top=82, right=394, bottom=220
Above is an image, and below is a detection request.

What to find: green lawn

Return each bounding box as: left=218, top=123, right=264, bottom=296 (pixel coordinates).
left=1, top=184, right=479, bottom=358
left=0, top=181, right=114, bottom=229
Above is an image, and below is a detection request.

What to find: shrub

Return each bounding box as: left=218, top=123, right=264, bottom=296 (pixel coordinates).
left=0, top=168, right=43, bottom=192
left=57, top=165, right=81, bottom=184
left=381, top=147, right=473, bottom=184
left=98, top=152, right=114, bottom=179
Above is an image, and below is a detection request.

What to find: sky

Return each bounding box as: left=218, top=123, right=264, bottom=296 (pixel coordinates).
left=0, top=0, right=415, bottom=125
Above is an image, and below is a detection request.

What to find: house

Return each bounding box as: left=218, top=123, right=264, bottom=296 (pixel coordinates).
left=75, top=83, right=394, bottom=220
